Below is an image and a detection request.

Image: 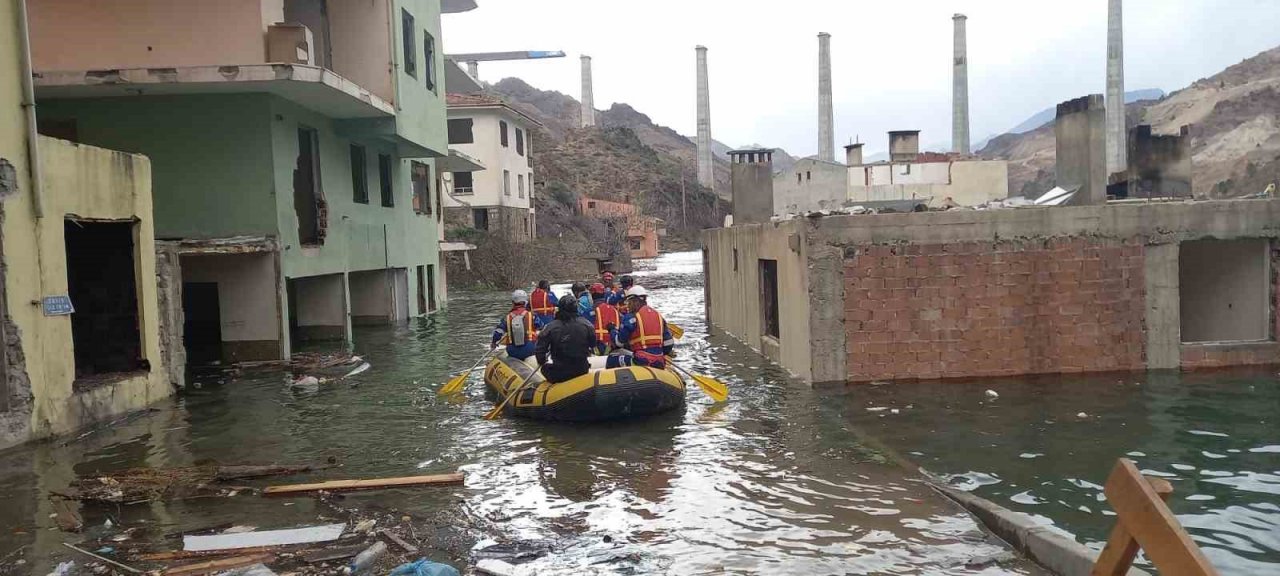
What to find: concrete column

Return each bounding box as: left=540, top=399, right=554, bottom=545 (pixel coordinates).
left=1054, top=95, right=1107, bottom=205
left=1106, top=0, right=1127, bottom=176
left=580, top=55, right=595, bottom=128
left=695, top=45, right=714, bottom=190
left=952, top=14, right=970, bottom=155
left=844, top=143, right=863, bottom=166
left=817, top=33, right=834, bottom=162
left=466, top=61, right=478, bottom=79
left=1144, top=243, right=1181, bottom=369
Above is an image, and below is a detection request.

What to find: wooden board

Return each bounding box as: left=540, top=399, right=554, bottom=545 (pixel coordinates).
left=1095, top=459, right=1219, bottom=576
left=164, top=553, right=274, bottom=576
left=261, top=473, right=464, bottom=496
left=1092, top=476, right=1172, bottom=576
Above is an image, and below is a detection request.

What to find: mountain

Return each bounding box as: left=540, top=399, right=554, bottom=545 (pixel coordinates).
left=1005, top=89, right=1166, bottom=136
left=978, top=47, right=1280, bottom=198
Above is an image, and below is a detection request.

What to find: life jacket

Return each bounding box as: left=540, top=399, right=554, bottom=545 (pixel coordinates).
left=530, top=288, right=555, bottom=317
left=593, top=301, right=621, bottom=345
left=505, top=307, right=536, bottom=346
left=628, top=305, right=666, bottom=351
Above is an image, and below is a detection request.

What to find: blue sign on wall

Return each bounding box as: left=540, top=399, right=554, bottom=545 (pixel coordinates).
left=41, top=296, right=75, bottom=316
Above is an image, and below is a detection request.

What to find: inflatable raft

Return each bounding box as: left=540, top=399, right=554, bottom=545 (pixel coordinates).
left=483, top=354, right=685, bottom=422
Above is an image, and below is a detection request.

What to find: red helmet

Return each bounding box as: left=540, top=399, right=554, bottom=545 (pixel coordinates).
left=589, top=282, right=607, bottom=295
left=602, top=272, right=615, bottom=281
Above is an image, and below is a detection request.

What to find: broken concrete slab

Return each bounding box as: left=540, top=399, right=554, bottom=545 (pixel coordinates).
left=183, top=523, right=346, bottom=552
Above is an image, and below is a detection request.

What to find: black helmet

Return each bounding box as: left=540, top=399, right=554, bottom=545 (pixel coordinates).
left=570, top=282, right=586, bottom=296
left=537, top=280, right=550, bottom=290
left=557, top=294, right=579, bottom=316
left=620, top=275, right=634, bottom=288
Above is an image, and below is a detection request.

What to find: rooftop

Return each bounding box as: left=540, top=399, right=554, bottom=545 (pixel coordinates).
left=446, top=93, right=543, bottom=128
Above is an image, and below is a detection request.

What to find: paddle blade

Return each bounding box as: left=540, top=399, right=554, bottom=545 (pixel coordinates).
left=483, top=404, right=505, bottom=420
left=692, top=373, right=729, bottom=403
left=667, top=322, right=685, bottom=340
left=438, top=372, right=467, bottom=396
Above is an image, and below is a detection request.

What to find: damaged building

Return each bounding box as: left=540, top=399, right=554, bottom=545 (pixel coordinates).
left=26, top=0, right=470, bottom=366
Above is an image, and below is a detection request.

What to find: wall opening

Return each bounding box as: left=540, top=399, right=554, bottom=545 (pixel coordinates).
left=425, top=264, right=437, bottom=312
left=283, top=0, right=332, bottom=68
left=182, top=282, right=221, bottom=365
left=181, top=253, right=282, bottom=363
left=473, top=208, right=489, bottom=230
left=759, top=259, right=780, bottom=339
left=1179, top=239, right=1270, bottom=343
left=294, top=126, right=323, bottom=245
left=65, top=220, right=145, bottom=381
left=287, top=274, right=346, bottom=342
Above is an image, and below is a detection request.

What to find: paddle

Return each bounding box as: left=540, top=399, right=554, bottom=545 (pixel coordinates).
left=438, top=348, right=496, bottom=396
left=666, top=322, right=685, bottom=340
left=484, top=364, right=542, bottom=420
left=666, top=360, right=729, bottom=403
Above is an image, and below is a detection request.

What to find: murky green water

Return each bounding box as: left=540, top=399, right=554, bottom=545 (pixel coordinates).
left=0, top=252, right=1038, bottom=575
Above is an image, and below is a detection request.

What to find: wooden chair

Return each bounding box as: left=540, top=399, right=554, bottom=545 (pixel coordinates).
left=1092, top=458, right=1220, bottom=576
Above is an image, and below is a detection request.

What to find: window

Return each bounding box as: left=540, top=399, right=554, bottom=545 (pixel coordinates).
left=527, top=173, right=534, bottom=199
left=454, top=172, right=474, bottom=194
left=629, top=237, right=642, bottom=251
left=518, top=174, right=525, bottom=198
left=294, top=126, right=323, bottom=245
left=473, top=208, right=489, bottom=230
left=435, top=171, right=443, bottom=222
left=759, top=259, right=780, bottom=338
left=499, top=121, right=509, bottom=147
left=447, top=118, right=474, bottom=144
left=379, top=154, right=394, bottom=207
left=1179, top=239, right=1270, bottom=343
left=423, top=31, right=436, bottom=91
left=65, top=220, right=144, bottom=379
left=503, top=170, right=510, bottom=196
left=796, top=173, right=801, bottom=184
left=515, top=128, right=525, bottom=156
left=350, top=145, right=368, bottom=204
left=806, top=171, right=811, bottom=181
left=587, top=201, right=597, bottom=208
left=525, top=131, right=532, bottom=166
left=401, top=9, right=416, bottom=79
left=411, top=161, right=430, bottom=214
left=733, top=248, right=739, bottom=271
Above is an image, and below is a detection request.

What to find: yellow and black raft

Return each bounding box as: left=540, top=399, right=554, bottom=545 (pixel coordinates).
left=483, top=354, right=686, bottom=422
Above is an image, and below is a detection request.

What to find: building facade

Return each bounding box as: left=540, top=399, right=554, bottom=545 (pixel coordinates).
left=579, top=197, right=662, bottom=260
left=443, top=93, right=539, bottom=241
left=28, top=0, right=463, bottom=364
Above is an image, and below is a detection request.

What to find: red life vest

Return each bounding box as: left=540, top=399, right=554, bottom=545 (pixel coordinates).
left=628, top=305, right=666, bottom=350
left=593, top=301, right=621, bottom=345
left=530, top=288, right=555, bottom=316
left=502, top=306, right=536, bottom=346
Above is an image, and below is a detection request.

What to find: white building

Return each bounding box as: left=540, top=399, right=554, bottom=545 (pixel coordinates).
left=443, top=93, right=541, bottom=240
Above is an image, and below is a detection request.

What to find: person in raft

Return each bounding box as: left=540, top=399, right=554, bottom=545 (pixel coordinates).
left=529, top=280, right=557, bottom=326
left=607, top=274, right=634, bottom=308
left=607, top=286, right=675, bottom=369
left=590, top=282, right=621, bottom=355
left=492, top=289, right=541, bottom=367
left=536, top=294, right=596, bottom=384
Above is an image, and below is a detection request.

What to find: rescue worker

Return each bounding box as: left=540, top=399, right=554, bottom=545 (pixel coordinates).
left=606, top=286, right=675, bottom=369
left=607, top=275, right=635, bottom=308
left=529, top=280, right=556, bottom=325
left=601, top=271, right=616, bottom=290
left=572, top=281, right=595, bottom=324
left=492, top=289, right=540, bottom=365
left=536, top=294, right=595, bottom=383
left=590, top=283, right=621, bottom=355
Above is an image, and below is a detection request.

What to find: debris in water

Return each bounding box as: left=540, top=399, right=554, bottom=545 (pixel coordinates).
left=475, top=559, right=521, bottom=576
left=262, top=472, right=464, bottom=496
left=345, top=362, right=372, bottom=378
left=46, top=561, right=75, bottom=576
left=984, top=389, right=999, bottom=399
left=61, top=464, right=319, bottom=503
left=343, top=541, right=386, bottom=574
left=1076, top=412, right=1089, bottom=419
left=890, top=408, right=900, bottom=415
left=183, top=523, right=346, bottom=552
left=389, top=559, right=460, bottom=576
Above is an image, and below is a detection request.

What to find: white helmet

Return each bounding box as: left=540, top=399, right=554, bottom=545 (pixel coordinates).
left=624, top=286, right=647, bottom=299
left=511, top=289, right=529, bottom=303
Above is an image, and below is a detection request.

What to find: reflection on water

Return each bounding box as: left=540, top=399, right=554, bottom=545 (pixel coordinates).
left=0, top=251, right=1038, bottom=575
left=839, top=371, right=1280, bottom=574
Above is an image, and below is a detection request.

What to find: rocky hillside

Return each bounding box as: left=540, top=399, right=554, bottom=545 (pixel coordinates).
left=978, top=46, right=1280, bottom=198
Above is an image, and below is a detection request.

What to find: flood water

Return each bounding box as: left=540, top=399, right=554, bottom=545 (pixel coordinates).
left=0, top=251, right=1272, bottom=575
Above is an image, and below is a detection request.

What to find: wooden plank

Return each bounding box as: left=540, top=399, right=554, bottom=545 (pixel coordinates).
left=300, top=543, right=368, bottom=564
left=261, top=473, right=464, bottom=496
left=164, top=553, right=274, bottom=576
left=1092, top=475, right=1173, bottom=576
left=379, top=529, right=420, bottom=555
left=1098, top=459, right=1219, bottom=576
left=51, top=499, right=83, bottom=532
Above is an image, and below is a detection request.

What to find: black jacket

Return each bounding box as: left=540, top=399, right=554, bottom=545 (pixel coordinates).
left=536, top=316, right=595, bottom=368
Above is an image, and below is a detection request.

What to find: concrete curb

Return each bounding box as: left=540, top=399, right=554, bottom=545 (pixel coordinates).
left=931, top=484, right=1151, bottom=576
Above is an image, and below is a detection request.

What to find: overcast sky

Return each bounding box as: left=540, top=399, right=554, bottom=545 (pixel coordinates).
left=443, top=0, right=1280, bottom=156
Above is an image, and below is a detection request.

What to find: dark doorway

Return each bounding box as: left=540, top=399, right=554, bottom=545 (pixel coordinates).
left=65, top=220, right=144, bottom=379
left=294, top=126, right=323, bottom=245
left=759, top=259, right=780, bottom=339
left=183, top=282, right=222, bottom=365
left=425, top=264, right=437, bottom=312
left=416, top=265, right=427, bottom=314
left=473, top=208, right=489, bottom=230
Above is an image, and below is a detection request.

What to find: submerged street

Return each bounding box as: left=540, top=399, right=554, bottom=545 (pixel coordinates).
left=0, top=252, right=1274, bottom=574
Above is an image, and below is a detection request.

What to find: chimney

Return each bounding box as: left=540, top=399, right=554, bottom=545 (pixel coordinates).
left=729, top=149, right=774, bottom=225
left=580, top=55, right=595, bottom=127
left=952, top=14, right=970, bottom=155
left=817, top=32, right=834, bottom=162
left=888, top=130, right=920, bottom=162
left=1055, top=95, right=1107, bottom=205
left=844, top=143, right=864, bottom=166
left=1106, top=0, right=1126, bottom=176
left=695, top=46, right=714, bottom=190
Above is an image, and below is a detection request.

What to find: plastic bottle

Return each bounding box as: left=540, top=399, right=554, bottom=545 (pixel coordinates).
left=343, top=541, right=387, bottom=575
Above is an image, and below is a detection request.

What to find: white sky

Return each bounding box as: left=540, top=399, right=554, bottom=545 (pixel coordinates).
left=443, top=0, right=1280, bottom=156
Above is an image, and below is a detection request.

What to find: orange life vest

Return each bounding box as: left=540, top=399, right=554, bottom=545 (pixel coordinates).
left=502, top=307, right=536, bottom=346
left=628, top=305, right=666, bottom=350
left=593, top=302, right=621, bottom=345
left=530, top=288, right=556, bottom=316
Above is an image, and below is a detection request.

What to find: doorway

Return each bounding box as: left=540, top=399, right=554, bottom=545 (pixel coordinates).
left=183, top=282, right=222, bottom=365
left=64, top=220, right=144, bottom=379
left=294, top=126, right=323, bottom=245
left=426, top=264, right=437, bottom=312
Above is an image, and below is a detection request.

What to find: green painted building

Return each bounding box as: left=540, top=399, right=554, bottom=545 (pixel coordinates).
left=29, top=0, right=471, bottom=362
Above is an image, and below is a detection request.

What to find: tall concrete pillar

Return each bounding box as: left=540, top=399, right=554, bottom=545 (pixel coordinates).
left=466, top=61, right=479, bottom=79
left=695, top=46, right=714, bottom=190
left=952, top=14, right=970, bottom=155
left=1106, top=0, right=1126, bottom=175
left=817, top=33, right=834, bottom=162
left=580, top=55, right=595, bottom=128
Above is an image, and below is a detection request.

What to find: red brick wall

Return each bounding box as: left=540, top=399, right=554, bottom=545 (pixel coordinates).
left=843, top=238, right=1147, bottom=382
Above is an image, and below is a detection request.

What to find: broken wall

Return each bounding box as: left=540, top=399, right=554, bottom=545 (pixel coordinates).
left=1127, top=125, right=1192, bottom=199
left=1054, top=95, right=1107, bottom=205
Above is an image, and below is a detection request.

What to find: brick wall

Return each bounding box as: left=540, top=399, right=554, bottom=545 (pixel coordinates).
left=843, top=237, right=1147, bottom=382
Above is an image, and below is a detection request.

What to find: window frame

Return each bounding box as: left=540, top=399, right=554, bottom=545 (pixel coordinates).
left=447, top=118, right=474, bottom=144
left=515, top=127, right=525, bottom=156
left=378, top=153, right=394, bottom=207
left=411, top=161, right=431, bottom=215
left=518, top=174, right=525, bottom=198
left=499, top=121, right=509, bottom=147
left=401, top=9, right=417, bottom=79
left=453, top=171, right=474, bottom=194
left=423, top=30, right=437, bottom=92
left=503, top=170, right=511, bottom=196
left=350, top=144, right=368, bottom=204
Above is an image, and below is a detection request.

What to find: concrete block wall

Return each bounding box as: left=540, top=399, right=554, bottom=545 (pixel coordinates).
left=843, top=238, right=1147, bottom=382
